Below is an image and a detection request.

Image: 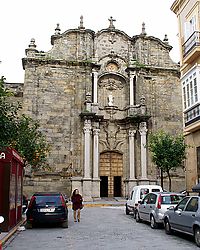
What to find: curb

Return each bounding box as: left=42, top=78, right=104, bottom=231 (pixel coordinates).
left=0, top=217, right=26, bottom=249
left=68, top=203, right=125, bottom=208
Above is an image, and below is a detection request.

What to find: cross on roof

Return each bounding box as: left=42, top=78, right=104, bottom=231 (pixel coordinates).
left=108, top=16, right=116, bottom=29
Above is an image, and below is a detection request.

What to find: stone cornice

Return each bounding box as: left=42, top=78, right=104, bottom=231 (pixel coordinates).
left=132, top=35, right=173, bottom=51
left=95, top=28, right=132, bottom=40
left=22, top=57, right=100, bottom=70
left=51, top=28, right=95, bottom=45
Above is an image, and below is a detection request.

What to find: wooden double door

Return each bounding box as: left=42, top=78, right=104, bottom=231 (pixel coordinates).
left=99, top=151, right=123, bottom=197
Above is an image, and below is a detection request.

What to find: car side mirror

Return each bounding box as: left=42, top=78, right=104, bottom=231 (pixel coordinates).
left=168, top=206, right=174, bottom=210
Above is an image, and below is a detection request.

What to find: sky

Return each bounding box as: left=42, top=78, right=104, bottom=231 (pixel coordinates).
left=0, top=0, right=179, bottom=83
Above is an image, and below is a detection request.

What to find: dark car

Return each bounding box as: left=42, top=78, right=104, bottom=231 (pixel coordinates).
left=163, top=196, right=200, bottom=247
left=26, top=192, right=68, bottom=228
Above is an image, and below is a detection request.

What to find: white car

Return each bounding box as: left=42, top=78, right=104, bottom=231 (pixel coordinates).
left=125, top=185, right=163, bottom=217
left=135, top=192, right=185, bottom=228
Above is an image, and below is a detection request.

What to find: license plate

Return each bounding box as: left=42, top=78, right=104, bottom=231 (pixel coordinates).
left=40, top=208, right=55, bottom=212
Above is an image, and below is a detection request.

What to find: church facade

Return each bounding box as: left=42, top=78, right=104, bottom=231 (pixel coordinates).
left=21, top=17, right=184, bottom=199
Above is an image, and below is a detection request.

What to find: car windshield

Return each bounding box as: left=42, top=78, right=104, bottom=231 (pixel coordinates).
left=34, top=195, right=62, bottom=206
left=161, top=195, right=182, bottom=205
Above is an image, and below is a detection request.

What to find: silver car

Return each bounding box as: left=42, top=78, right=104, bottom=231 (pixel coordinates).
left=135, top=192, right=184, bottom=229
left=163, top=196, right=200, bottom=247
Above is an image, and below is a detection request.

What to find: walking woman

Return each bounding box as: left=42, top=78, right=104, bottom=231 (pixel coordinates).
left=71, top=189, right=83, bottom=222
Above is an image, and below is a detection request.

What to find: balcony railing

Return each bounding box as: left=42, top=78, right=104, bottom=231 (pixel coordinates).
left=184, top=103, right=200, bottom=127
left=183, top=31, right=200, bottom=57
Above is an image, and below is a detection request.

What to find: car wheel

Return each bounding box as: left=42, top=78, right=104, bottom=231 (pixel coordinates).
left=62, top=220, right=68, bottom=228
left=194, top=227, right=200, bottom=247
left=25, top=221, right=33, bottom=229
left=164, top=219, right=172, bottom=235
left=125, top=205, right=130, bottom=215
left=150, top=215, right=158, bottom=229
left=135, top=210, right=141, bottom=223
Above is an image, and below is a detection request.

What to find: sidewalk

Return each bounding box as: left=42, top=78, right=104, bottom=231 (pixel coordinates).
left=0, top=216, right=26, bottom=250
left=82, top=197, right=126, bottom=207
left=0, top=198, right=126, bottom=249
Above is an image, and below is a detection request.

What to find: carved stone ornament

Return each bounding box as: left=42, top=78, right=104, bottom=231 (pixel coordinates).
left=62, top=163, right=82, bottom=177
left=106, top=62, right=118, bottom=72
left=100, top=122, right=124, bottom=150
left=99, top=78, right=123, bottom=91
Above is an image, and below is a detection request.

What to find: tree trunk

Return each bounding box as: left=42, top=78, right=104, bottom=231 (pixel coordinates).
left=160, top=169, right=164, bottom=190
left=167, top=170, right=171, bottom=192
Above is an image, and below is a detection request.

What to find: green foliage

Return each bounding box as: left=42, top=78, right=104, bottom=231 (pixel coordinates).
left=0, top=76, right=50, bottom=170
left=148, top=130, right=187, bottom=191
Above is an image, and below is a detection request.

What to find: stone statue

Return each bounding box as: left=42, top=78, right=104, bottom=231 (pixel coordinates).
left=108, top=94, right=114, bottom=106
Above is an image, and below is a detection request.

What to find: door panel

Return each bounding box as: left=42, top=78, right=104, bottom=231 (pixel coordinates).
left=100, top=152, right=123, bottom=197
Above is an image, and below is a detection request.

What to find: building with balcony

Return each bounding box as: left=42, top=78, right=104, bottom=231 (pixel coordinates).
left=171, top=0, right=200, bottom=192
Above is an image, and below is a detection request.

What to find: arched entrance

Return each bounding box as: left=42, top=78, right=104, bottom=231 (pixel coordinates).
left=99, top=151, right=123, bottom=197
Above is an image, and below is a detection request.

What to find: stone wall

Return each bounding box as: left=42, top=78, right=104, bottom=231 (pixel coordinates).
left=17, top=20, right=185, bottom=197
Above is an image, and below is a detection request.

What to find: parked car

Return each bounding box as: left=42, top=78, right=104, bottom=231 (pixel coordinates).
left=26, top=192, right=68, bottom=228
left=163, top=196, right=200, bottom=247
left=125, top=185, right=163, bottom=217
left=135, top=192, right=185, bottom=229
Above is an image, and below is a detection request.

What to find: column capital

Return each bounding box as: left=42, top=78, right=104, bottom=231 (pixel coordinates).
left=93, top=128, right=100, bottom=136
left=129, top=72, right=136, bottom=78
left=92, top=69, right=98, bottom=75
left=128, top=129, right=136, bottom=137
left=84, top=120, right=92, bottom=134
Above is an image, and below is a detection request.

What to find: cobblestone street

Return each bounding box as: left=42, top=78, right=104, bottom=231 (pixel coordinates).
left=3, top=205, right=199, bottom=250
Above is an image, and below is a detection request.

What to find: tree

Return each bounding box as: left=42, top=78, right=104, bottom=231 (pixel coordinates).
left=148, top=130, right=187, bottom=191
left=0, top=76, right=50, bottom=170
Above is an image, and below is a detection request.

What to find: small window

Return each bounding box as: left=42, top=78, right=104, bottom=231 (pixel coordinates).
left=185, top=197, right=198, bottom=212
left=176, top=197, right=190, bottom=211
left=152, top=189, right=161, bottom=192
left=149, top=194, right=157, bottom=204
left=140, top=188, right=149, bottom=199
left=142, top=194, right=150, bottom=204
left=161, top=195, right=182, bottom=205
left=131, top=190, right=134, bottom=199
left=35, top=195, right=62, bottom=206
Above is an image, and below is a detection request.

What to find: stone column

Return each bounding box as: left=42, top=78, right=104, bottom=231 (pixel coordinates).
left=92, top=128, right=101, bottom=199
left=93, top=128, right=100, bottom=179
left=127, top=129, right=137, bottom=196
left=83, top=119, right=92, bottom=201
left=139, top=122, right=148, bottom=180
left=129, top=129, right=136, bottom=179
left=92, top=71, right=98, bottom=103
left=129, top=73, right=135, bottom=106
left=83, top=120, right=92, bottom=178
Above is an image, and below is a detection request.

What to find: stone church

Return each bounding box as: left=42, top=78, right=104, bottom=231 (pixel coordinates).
left=17, top=17, right=184, bottom=199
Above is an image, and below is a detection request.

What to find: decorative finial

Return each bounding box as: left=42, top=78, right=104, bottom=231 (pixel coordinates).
left=55, top=23, right=61, bottom=35
left=29, top=38, right=37, bottom=49
left=108, top=16, right=116, bottom=29
left=78, top=15, right=85, bottom=29
left=141, top=22, right=147, bottom=36
left=163, top=34, right=169, bottom=44
left=25, top=38, right=37, bottom=56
